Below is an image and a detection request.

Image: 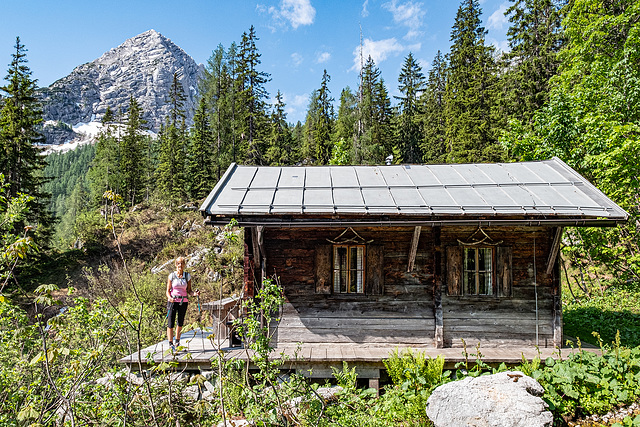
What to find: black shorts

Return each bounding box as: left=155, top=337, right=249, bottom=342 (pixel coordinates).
left=167, top=301, right=188, bottom=328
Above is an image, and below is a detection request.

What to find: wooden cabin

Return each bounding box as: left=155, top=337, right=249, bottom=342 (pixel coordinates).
left=200, top=158, right=627, bottom=352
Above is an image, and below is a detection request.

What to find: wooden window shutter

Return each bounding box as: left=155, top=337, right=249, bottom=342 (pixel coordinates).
left=496, top=246, right=513, bottom=297
left=315, top=245, right=332, bottom=294
left=365, top=244, right=384, bottom=295
left=446, top=246, right=463, bottom=296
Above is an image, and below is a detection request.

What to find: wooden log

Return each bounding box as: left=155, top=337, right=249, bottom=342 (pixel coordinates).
left=407, top=226, right=421, bottom=272
left=546, top=227, right=563, bottom=275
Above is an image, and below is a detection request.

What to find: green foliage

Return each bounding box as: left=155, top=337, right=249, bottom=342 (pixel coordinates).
left=445, top=0, right=504, bottom=163
left=563, top=286, right=640, bottom=348
left=395, top=53, right=425, bottom=164
left=0, top=37, right=54, bottom=250
left=502, top=0, right=640, bottom=286
left=531, top=337, right=640, bottom=420
left=381, top=348, right=447, bottom=425
left=613, top=414, right=640, bottom=427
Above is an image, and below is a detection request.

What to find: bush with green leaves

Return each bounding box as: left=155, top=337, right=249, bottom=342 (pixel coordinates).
left=530, top=335, right=640, bottom=421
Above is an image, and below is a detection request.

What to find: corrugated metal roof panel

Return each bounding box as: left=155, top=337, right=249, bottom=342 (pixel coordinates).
left=200, top=159, right=629, bottom=224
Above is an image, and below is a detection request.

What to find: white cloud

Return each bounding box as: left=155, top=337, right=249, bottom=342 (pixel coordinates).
left=316, top=51, right=331, bottom=63
left=488, top=37, right=509, bottom=54
left=269, top=0, right=316, bottom=29
left=351, top=37, right=405, bottom=71
left=487, top=2, right=509, bottom=31
left=291, top=52, right=304, bottom=67
left=362, top=0, right=370, bottom=17
left=283, top=92, right=310, bottom=122
left=383, top=0, right=426, bottom=40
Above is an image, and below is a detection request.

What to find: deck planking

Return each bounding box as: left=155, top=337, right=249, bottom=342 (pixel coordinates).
left=119, top=329, right=597, bottom=376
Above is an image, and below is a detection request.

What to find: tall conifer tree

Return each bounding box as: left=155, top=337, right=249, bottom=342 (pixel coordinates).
left=314, top=70, right=335, bottom=165
left=395, top=53, right=425, bottom=164
left=237, top=26, right=271, bottom=165
left=445, top=0, right=503, bottom=163
left=119, top=97, right=146, bottom=206
left=186, top=98, right=215, bottom=199
left=157, top=73, right=188, bottom=206
left=502, top=0, right=565, bottom=125
left=0, top=37, right=52, bottom=242
left=421, top=51, right=449, bottom=163
left=265, top=90, right=295, bottom=166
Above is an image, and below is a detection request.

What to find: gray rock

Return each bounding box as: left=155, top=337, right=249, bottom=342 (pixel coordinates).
left=426, top=371, right=553, bottom=427
left=183, top=384, right=200, bottom=401
left=282, top=386, right=343, bottom=419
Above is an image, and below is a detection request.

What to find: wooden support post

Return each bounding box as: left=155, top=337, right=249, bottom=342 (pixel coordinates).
left=546, top=227, right=563, bottom=275
left=407, top=226, right=421, bottom=272
left=433, top=227, right=443, bottom=348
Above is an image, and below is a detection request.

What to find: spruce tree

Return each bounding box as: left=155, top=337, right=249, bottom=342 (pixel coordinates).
left=359, top=56, right=393, bottom=164
left=445, top=0, right=503, bottom=163
left=314, top=70, right=335, bottom=165
left=186, top=98, right=215, bottom=200
left=237, top=26, right=271, bottom=165
left=395, top=53, right=425, bottom=164
left=119, top=96, right=146, bottom=206
left=502, top=0, right=565, bottom=126
left=0, top=37, right=53, bottom=243
left=421, top=51, right=448, bottom=163
left=157, top=74, right=188, bottom=206
left=88, top=107, right=121, bottom=207
left=333, top=87, right=357, bottom=163
left=265, top=90, right=295, bottom=166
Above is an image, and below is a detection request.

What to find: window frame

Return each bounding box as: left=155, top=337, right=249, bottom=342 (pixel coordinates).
left=462, top=246, right=495, bottom=296
left=332, top=244, right=366, bottom=294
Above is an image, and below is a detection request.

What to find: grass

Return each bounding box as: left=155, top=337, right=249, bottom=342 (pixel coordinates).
left=563, top=285, right=640, bottom=348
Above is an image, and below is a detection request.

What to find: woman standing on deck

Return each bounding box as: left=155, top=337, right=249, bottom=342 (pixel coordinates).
left=166, top=256, right=199, bottom=350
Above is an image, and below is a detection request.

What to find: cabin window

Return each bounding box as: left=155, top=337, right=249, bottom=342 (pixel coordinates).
left=463, top=247, right=493, bottom=295
left=333, top=245, right=365, bottom=293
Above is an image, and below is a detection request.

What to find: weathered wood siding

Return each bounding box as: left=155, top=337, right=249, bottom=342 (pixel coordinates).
left=441, top=226, right=557, bottom=348
left=263, top=227, right=436, bottom=345
left=256, top=225, right=559, bottom=348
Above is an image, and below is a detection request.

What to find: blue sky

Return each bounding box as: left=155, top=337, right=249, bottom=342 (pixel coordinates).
left=1, top=0, right=510, bottom=123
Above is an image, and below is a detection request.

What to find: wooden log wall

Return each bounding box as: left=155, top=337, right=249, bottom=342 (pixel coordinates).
left=441, top=226, right=558, bottom=348
left=256, top=224, right=561, bottom=348
left=263, top=227, right=436, bottom=345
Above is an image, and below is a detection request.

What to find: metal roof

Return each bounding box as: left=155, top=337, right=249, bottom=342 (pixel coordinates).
left=200, top=158, right=628, bottom=227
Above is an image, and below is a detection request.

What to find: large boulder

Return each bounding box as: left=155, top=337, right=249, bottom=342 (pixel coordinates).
left=426, top=371, right=553, bottom=427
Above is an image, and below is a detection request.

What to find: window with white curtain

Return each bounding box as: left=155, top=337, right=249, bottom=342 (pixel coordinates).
left=463, top=247, right=493, bottom=295
left=333, top=245, right=365, bottom=293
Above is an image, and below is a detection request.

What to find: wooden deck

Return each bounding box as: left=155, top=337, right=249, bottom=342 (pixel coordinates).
left=119, top=328, right=598, bottom=379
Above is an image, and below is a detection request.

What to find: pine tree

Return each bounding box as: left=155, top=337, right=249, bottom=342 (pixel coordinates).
left=186, top=97, right=216, bottom=199
left=395, top=53, right=425, bottom=164
left=502, top=0, right=565, bottom=125
left=265, top=90, right=295, bottom=165
left=119, top=96, right=146, bottom=206
left=0, top=37, right=53, bottom=243
left=420, top=51, right=448, bottom=163
left=445, top=0, right=503, bottom=163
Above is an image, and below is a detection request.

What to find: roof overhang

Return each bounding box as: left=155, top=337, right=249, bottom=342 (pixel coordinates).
left=200, top=158, right=629, bottom=228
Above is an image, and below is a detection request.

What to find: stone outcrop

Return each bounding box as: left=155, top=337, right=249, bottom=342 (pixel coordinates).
left=38, top=29, right=203, bottom=145
left=426, top=371, right=553, bottom=427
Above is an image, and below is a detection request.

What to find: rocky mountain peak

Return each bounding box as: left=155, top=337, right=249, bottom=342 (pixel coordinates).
left=39, top=29, right=203, bottom=145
